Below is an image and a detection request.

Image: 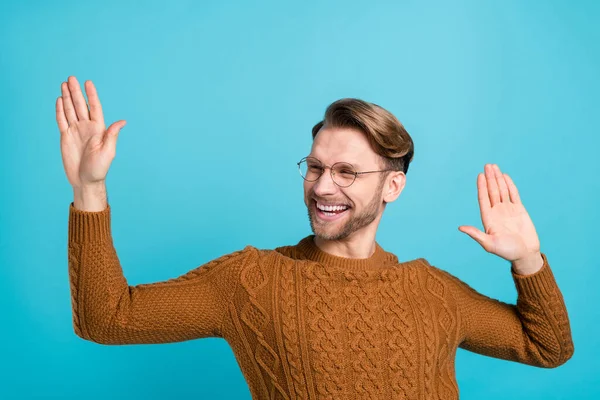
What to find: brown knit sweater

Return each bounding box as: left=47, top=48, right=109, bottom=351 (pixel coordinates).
left=67, top=202, right=574, bottom=399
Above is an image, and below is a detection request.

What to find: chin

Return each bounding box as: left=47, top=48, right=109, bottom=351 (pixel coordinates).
left=314, top=231, right=351, bottom=241
left=309, top=216, right=349, bottom=241
left=307, top=201, right=356, bottom=241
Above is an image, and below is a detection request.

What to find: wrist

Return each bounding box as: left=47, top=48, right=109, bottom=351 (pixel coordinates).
left=512, top=251, right=544, bottom=276
left=73, top=182, right=108, bottom=212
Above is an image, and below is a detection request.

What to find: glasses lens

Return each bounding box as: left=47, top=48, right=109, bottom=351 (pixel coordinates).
left=298, top=158, right=323, bottom=181
left=332, top=163, right=356, bottom=187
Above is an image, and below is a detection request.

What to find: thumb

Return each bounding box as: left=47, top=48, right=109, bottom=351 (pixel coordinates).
left=458, top=225, right=492, bottom=251
left=103, top=120, right=126, bottom=153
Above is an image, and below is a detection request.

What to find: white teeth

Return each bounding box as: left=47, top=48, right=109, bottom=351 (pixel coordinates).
left=316, top=202, right=349, bottom=212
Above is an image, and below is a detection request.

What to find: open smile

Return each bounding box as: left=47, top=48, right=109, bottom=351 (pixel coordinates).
left=313, top=199, right=351, bottom=222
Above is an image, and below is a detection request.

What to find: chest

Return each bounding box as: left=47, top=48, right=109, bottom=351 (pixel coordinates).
left=232, top=263, right=459, bottom=370
left=275, top=262, right=460, bottom=359
left=227, top=260, right=462, bottom=398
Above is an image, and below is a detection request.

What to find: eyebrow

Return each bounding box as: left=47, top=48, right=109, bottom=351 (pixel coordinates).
left=308, top=155, right=362, bottom=169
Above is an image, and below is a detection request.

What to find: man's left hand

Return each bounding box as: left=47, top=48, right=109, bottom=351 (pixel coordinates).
left=458, top=164, right=544, bottom=275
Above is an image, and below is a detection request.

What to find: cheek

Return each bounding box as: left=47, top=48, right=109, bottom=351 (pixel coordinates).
left=342, top=189, right=358, bottom=207
left=303, top=181, right=312, bottom=203
left=347, top=188, right=378, bottom=211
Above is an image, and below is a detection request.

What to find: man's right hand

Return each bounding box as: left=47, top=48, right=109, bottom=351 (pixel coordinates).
left=56, top=76, right=126, bottom=210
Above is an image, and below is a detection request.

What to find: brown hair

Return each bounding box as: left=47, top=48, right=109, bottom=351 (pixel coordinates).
left=311, top=98, right=414, bottom=174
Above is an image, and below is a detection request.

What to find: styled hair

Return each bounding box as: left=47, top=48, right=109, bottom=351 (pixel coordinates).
left=311, top=98, right=414, bottom=174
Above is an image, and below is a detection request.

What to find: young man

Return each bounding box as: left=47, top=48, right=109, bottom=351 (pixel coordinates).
left=57, top=76, right=574, bottom=399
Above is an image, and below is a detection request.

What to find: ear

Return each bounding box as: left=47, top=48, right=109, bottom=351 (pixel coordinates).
left=383, top=172, right=406, bottom=203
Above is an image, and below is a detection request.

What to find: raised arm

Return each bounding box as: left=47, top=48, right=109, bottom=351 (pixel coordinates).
left=68, top=202, right=253, bottom=344
left=448, top=163, right=574, bottom=366
left=430, top=257, right=574, bottom=367
left=57, top=76, right=253, bottom=344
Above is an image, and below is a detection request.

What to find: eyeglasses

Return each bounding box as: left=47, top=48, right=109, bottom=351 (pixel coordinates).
left=297, top=156, right=397, bottom=188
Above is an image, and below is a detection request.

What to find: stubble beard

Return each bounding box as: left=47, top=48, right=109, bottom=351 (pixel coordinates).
left=307, top=179, right=385, bottom=241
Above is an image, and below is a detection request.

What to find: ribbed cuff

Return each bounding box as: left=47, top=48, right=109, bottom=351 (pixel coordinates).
left=68, top=201, right=112, bottom=243
left=512, top=253, right=557, bottom=299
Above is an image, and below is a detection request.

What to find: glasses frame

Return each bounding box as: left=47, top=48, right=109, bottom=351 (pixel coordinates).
left=297, top=156, right=398, bottom=188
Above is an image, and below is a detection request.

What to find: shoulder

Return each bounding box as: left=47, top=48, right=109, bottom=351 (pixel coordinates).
left=217, top=242, right=310, bottom=267
left=234, top=245, right=298, bottom=268
left=413, top=257, right=457, bottom=280
left=405, top=257, right=471, bottom=292
left=273, top=243, right=309, bottom=261
left=414, top=258, right=492, bottom=303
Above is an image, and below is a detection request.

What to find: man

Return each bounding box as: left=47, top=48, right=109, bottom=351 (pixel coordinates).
left=57, top=76, right=574, bottom=399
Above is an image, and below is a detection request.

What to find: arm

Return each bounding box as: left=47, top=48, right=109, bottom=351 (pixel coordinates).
left=452, top=164, right=574, bottom=366
left=430, top=254, right=574, bottom=367
left=56, top=78, right=254, bottom=344
left=68, top=202, right=253, bottom=345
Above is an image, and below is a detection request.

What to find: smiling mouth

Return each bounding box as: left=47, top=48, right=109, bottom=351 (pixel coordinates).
left=313, top=199, right=351, bottom=220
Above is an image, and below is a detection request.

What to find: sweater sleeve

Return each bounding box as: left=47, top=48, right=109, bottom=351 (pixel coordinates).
left=67, top=202, right=253, bottom=345
left=428, top=253, right=574, bottom=368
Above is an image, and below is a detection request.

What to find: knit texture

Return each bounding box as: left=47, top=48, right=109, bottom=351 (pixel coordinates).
left=67, top=202, right=574, bottom=399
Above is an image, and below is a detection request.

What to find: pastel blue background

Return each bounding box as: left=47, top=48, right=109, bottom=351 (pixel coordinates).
left=1, top=0, right=598, bottom=398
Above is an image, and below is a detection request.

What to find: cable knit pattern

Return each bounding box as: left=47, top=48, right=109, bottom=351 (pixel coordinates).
left=304, top=264, right=345, bottom=398
left=68, top=241, right=83, bottom=337
left=344, top=270, right=385, bottom=398
left=424, top=269, right=459, bottom=399
left=406, top=267, right=436, bottom=398
left=67, top=202, right=575, bottom=399
left=279, top=261, right=309, bottom=399
left=380, top=269, right=417, bottom=399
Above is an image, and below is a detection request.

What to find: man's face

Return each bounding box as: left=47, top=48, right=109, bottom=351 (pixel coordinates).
left=303, top=126, right=390, bottom=241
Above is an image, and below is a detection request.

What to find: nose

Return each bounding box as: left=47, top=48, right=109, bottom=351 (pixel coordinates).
left=312, top=167, right=338, bottom=197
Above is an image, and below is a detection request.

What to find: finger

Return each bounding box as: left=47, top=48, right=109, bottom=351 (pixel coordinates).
left=61, top=81, right=78, bottom=125
left=477, top=172, right=491, bottom=216
left=458, top=225, right=493, bottom=252
left=56, top=97, right=69, bottom=133
left=67, top=76, right=90, bottom=120
left=503, top=173, right=522, bottom=204
left=493, top=164, right=510, bottom=203
left=85, top=80, right=105, bottom=123
left=102, top=120, right=127, bottom=153
left=485, top=164, right=500, bottom=206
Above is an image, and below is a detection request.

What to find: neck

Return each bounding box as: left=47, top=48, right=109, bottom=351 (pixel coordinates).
left=313, top=229, right=377, bottom=259
left=295, top=232, right=398, bottom=271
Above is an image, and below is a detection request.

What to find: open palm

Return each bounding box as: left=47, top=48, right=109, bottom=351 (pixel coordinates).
left=459, top=164, right=540, bottom=262
left=56, top=76, right=126, bottom=188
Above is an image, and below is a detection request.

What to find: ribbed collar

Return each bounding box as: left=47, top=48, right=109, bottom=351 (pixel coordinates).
left=295, top=235, right=397, bottom=271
